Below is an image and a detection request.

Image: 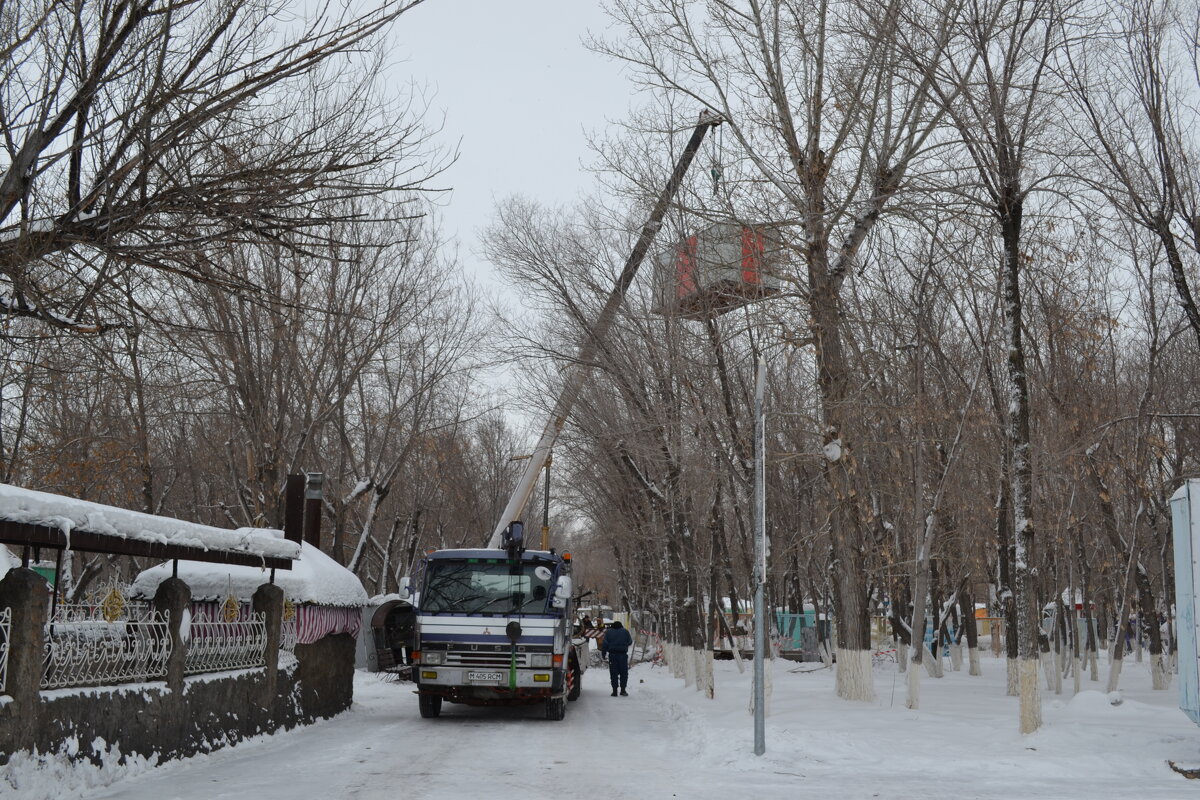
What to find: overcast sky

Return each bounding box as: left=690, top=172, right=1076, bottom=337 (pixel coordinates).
left=394, top=1, right=635, bottom=300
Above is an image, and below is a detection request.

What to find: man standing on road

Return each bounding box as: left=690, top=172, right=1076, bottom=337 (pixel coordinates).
left=601, top=621, right=633, bottom=696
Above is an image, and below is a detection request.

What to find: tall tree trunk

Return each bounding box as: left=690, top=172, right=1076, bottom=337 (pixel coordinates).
left=1000, top=200, right=1041, bottom=733
left=810, top=570, right=832, bottom=667
left=959, top=586, right=981, bottom=676
left=891, top=579, right=911, bottom=674
left=1138, top=567, right=1166, bottom=689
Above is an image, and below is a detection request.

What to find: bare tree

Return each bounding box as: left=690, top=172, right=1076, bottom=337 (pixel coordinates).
left=1065, top=0, right=1200, bottom=349
left=918, top=0, right=1080, bottom=734
left=0, top=0, right=440, bottom=331
left=594, top=0, right=965, bottom=701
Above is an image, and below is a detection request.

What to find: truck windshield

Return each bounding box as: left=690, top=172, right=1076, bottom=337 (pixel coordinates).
left=421, top=559, right=553, bottom=615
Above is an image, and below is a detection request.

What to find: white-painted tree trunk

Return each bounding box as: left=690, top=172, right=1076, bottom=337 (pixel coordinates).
left=1073, top=652, right=1081, bottom=695
left=1106, top=656, right=1123, bottom=694
left=950, top=643, right=963, bottom=671
left=1041, top=651, right=1054, bottom=691
left=835, top=648, right=875, bottom=701
left=746, top=655, right=774, bottom=716
left=1053, top=649, right=1063, bottom=695
left=1019, top=658, right=1043, bottom=734
left=1006, top=657, right=1018, bottom=696
left=682, top=645, right=695, bottom=688
left=968, top=646, right=981, bottom=677
left=697, top=648, right=714, bottom=698
left=1089, top=648, right=1099, bottom=681
left=1151, top=653, right=1168, bottom=690
left=729, top=635, right=746, bottom=674
left=906, top=655, right=921, bottom=710
left=897, top=642, right=908, bottom=673
left=920, top=644, right=937, bottom=678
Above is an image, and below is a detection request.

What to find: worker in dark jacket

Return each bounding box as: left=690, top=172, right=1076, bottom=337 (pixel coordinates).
left=600, top=620, right=633, bottom=696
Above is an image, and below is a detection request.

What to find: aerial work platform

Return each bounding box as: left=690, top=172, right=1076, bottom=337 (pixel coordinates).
left=655, top=222, right=783, bottom=319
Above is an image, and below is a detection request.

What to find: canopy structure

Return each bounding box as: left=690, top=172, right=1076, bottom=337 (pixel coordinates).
left=132, top=542, right=364, bottom=606
left=0, top=483, right=299, bottom=570
left=133, top=541, right=367, bottom=645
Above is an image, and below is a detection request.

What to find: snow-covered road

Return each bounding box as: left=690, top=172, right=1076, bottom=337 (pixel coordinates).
left=8, top=653, right=1199, bottom=800
left=76, top=669, right=761, bottom=800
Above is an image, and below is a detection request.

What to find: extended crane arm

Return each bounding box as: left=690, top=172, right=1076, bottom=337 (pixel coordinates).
left=489, top=110, right=724, bottom=548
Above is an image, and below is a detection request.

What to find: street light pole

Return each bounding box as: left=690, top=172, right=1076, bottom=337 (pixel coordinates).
left=753, top=355, right=766, bottom=756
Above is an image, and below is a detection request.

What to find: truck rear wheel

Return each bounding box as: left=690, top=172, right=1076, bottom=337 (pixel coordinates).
left=545, top=695, right=566, bottom=721
left=419, top=693, right=442, bottom=718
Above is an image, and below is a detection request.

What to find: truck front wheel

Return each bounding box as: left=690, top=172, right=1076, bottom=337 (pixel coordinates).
left=419, top=693, right=442, bottom=718
left=545, top=695, right=566, bottom=721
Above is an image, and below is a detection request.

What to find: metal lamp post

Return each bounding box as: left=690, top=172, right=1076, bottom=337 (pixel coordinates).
left=753, top=356, right=766, bottom=756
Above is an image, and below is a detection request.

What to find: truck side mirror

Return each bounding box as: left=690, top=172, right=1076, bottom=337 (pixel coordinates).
left=399, top=576, right=412, bottom=599
left=551, top=575, right=572, bottom=609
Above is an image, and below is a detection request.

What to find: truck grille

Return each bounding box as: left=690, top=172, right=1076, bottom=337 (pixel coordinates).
left=445, top=650, right=530, bottom=668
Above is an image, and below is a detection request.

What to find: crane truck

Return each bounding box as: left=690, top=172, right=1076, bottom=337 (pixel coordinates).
left=409, top=522, right=581, bottom=719
left=409, top=110, right=724, bottom=720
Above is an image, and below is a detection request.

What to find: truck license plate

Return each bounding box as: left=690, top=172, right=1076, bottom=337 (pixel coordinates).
left=468, top=671, right=504, bottom=682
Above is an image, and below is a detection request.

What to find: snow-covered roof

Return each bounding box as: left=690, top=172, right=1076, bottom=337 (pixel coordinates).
left=0, top=483, right=300, bottom=562
left=131, top=541, right=368, bottom=607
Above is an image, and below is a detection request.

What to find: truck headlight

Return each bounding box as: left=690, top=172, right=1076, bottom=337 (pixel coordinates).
left=423, top=651, right=443, bottom=665
left=530, top=653, right=551, bottom=668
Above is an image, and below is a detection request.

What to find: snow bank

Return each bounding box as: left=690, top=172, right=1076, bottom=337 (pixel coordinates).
left=0, top=483, right=299, bottom=561
left=131, top=541, right=367, bottom=607
left=3, top=739, right=162, bottom=800
left=7, top=652, right=1198, bottom=799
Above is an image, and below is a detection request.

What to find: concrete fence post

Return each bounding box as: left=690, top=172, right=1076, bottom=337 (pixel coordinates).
left=153, top=577, right=190, bottom=693
left=253, top=583, right=284, bottom=700
left=0, top=568, right=49, bottom=727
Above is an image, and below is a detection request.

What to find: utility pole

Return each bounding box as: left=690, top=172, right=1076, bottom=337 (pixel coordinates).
left=753, top=356, right=766, bottom=756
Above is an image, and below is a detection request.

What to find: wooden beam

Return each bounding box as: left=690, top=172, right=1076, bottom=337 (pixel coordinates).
left=0, top=521, right=292, bottom=570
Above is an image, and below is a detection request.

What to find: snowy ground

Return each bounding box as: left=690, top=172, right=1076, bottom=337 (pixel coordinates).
left=5, top=651, right=1199, bottom=799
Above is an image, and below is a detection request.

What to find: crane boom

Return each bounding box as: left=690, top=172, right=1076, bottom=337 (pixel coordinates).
left=488, top=110, right=724, bottom=548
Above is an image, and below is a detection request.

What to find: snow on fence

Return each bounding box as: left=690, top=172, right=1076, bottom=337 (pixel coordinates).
left=0, top=606, right=10, bottom=694
left=185, top=612, right=269, bottom=675
left=41, top=603, right=172, bottom=689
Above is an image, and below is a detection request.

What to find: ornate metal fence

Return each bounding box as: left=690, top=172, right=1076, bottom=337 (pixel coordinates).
left=280, top=618, right=298, bottom=668
left=185, top=612, right=268, bottom=675
left=0, top=607, right=11, bottom=694
left=42, top=603, right=172, bottom=689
